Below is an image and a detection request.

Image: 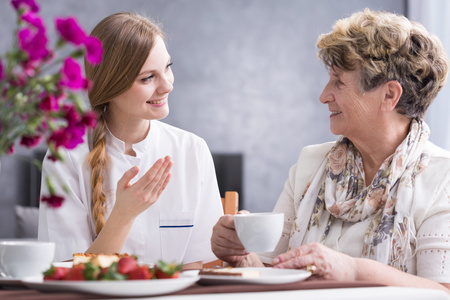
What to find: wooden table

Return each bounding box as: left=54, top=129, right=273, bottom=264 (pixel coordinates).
left=1, top=280, right=449, bottom=300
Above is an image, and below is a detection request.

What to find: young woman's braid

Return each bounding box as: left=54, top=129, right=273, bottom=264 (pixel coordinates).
left=87, top=113, right=108, bottom=235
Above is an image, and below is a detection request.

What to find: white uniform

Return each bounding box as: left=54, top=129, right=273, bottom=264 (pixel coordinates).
left=38, top=120, right=223, bottom=263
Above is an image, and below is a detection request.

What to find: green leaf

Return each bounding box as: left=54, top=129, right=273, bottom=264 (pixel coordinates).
left=156, top=260, right=183, bottom=275
left=46, top=176, right=56, bottom=195
left=71, top=49, right=85, bottom=59
left=84, top=262, right=101, bottom=280
left=43, top=265, right=56, bottom=276
left=99, top=262, right=128, bottom=281
left=56, top=38, right=66, bottom=49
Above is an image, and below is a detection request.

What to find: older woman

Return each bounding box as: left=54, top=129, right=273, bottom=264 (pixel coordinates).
left=211, top=9, right=450, bottom=292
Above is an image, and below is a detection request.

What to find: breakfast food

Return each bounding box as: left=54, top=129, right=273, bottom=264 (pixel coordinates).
left=43, top=254, right=183, bottom=281
left=153, top=260, right=183, bottom=279
left=199, top=267, right=261, bottom=278
left=73, top=252, right=129, bottom=268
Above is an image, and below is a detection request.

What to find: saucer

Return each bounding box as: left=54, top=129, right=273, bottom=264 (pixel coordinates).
left=0, top=275, right=42, bottom=286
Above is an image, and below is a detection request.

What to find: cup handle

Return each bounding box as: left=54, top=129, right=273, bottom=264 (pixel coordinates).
left=0, top=250, right=6, bottom=277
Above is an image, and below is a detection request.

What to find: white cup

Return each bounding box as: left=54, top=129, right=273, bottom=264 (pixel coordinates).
left=234, top=212, right=284, bottom=252
left=0, top=241, right=55, bottom=278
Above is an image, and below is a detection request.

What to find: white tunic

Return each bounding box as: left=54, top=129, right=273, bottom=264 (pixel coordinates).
left=259, top=141, right=450, bottom=283
left=38, top=120, right=223, bottom=263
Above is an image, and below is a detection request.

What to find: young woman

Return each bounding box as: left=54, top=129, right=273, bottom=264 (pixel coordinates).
left=38, top=12, right=223, bottom=269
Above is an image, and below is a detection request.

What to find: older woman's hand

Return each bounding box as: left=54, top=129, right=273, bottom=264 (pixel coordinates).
left=211, top=214, right=248, bottom=266
left=271, top=242, right=357, bottom=280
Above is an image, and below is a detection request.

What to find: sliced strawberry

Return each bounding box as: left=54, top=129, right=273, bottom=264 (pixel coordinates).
left=154, top=269, right=180, bottom=279
left=153, top=260, right=183, bottom=279
left=63, top=264, right=86, bottom=280
left=127, top=265, right=152, bottom=280
left=43, top=265, right=70, bottom=280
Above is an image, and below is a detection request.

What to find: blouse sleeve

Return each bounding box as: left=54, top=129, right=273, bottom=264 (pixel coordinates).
left=415, top=164, right=450, bottom=283
left=182, top=139, right=223, bottom=264
left=37, top=148, right=95, bottom=262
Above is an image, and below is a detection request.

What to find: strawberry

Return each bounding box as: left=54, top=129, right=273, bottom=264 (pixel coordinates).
left=63, top=264, right=86, bottom=280
left=98, top=267, right=109, bottom=278
left=127, top=265, right=152, bottom=280
left=117, top=256, right=138, bottom=274
left=43, top=265, right=69, bottom=280
left=154, top=268, right=180, bottom=279
left=153, top=260, right=183, bottom=279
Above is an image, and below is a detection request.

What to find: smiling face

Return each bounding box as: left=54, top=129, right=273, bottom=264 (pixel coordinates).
left=108, top=36, right=174, bottom=125
left=319, top=66, right=384, bottom=141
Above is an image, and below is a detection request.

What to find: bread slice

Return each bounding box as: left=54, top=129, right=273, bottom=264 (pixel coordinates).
left=199, top=267, right=261, bottom=278
left=73, top=253, right=129, bottom=268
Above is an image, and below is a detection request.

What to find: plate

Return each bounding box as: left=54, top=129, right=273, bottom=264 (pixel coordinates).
left=0, top=276, right=24, bottom=286
left=52, top=261, right=73, bottom=268
left=198, top=267, right=311, bottom=285
left=0, top=261, right=71, bottom=286
left=22, top=272, right=199, bottom=297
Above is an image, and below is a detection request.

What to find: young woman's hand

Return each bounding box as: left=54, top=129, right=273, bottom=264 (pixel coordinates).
left=271, top=242, right=357, bottom=280
left=113, top=156, right=173, bottom=220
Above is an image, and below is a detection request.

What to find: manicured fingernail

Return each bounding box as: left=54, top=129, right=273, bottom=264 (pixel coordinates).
left=272, top=258, right=279, bottom=264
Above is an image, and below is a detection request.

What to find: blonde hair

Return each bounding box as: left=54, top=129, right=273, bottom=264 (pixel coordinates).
left=84, top=12, right=162, bottom=235
left=317, top=8, right=449, bottom=118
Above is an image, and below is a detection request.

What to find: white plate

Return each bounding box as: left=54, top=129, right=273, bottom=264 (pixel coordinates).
left=0, top=276, right=24, bottom=286
left=0, top=261, right=73, bottom=286
left=52, top=261, right=73, bottom=268
left=198, top=267, right=311, bottom=285
left=22, top=273, right=199, bottom=297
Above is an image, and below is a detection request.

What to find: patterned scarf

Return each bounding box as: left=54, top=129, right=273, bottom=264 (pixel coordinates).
left=289, top=119, right=430, bottom=270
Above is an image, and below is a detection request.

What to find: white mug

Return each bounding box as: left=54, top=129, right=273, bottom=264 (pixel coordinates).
left=0, top=241, right=55, bottom=278
left=234, top=212, right=284, bottom=252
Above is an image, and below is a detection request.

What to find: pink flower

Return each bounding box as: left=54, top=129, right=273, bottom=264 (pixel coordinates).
left=0, top=60, right=3, bottom=81
left=84, top=36, right=103, bottom=65
left=18, top=27, right=49, bottom=60
left=21, top=58, right=43, bottom=77
left=59, top=57, right=89, bottom=90
left=20, top=134, right=42, bottom=148
left=49, top=125, right=86, bottom=150
left=8, top=72, right=27, bottom=87
left=81, top=111, right=97, bottom=128
left=62, top=104, right=80, bottom=124
left=11, top=0, right=39, bottom=12
left=6, top=144, right=15, bottom=155
left=21, top=11, right=44, bottom=30
left=38, top=94, right=62, bottom=111
left=64, top=125, right=86, bottom=149
left=41, top=194, right=64, bottom=208
left=46, top=105, right=95, bottom=151
left=56, top=17, right=87, bottom=46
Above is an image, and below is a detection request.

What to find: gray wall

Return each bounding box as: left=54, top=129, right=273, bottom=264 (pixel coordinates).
left=0, top=0, right=405, bottom=238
